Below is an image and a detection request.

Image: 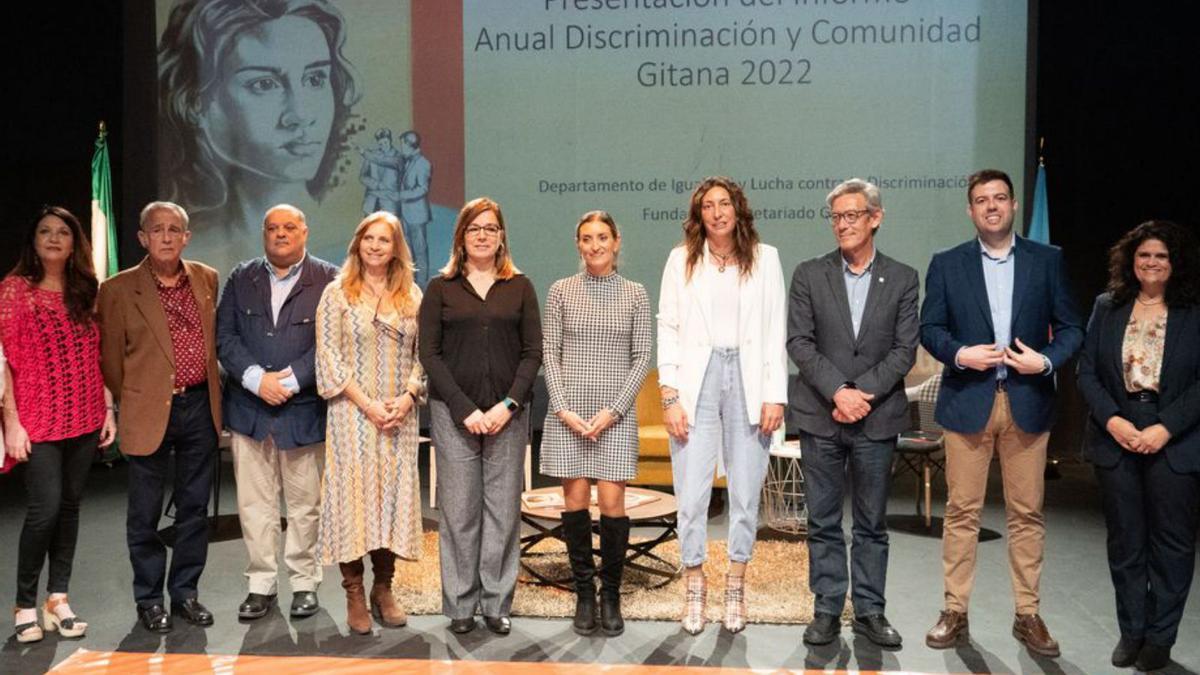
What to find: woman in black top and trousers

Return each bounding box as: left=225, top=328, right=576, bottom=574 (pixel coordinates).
left=418, top=197, right=542, bottom=636
left=1077, top=220, right=1200, bottom=671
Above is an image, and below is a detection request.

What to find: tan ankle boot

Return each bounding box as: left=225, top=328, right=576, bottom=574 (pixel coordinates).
left=368, top=549, right=407, bottom=627
left=339, top=560, right=371, bottom=634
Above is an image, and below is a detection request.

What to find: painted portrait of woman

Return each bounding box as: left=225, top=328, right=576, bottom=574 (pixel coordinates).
left=157, top=0, right=360, bottom=269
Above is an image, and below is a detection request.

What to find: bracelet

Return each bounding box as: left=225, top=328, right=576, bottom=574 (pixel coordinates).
left=402, top=390, right=415, bottom=402
left=660, top=396, right=679, bottom=410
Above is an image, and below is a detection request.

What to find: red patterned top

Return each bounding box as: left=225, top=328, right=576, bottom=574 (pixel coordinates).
left=0, top=275, right=106, bottom=443
left=153, top=271, right=208, bottom=388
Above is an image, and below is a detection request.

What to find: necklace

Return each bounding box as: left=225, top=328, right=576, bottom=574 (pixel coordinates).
left=1136, top=295, right=1164, bottom=306
left=711, top=249, right=734, bottom=273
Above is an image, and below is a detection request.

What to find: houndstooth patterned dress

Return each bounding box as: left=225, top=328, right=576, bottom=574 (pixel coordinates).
left=540, top=272, right=651, bottom=481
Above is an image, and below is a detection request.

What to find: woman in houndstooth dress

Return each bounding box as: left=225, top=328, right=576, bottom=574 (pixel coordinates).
left=541, top=211, right=651, bottom=637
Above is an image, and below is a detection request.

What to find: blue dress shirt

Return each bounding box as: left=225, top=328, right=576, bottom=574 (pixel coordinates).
left=842, top=249, right=876, bottom=339
left=241, top=256, right=305, bottom=395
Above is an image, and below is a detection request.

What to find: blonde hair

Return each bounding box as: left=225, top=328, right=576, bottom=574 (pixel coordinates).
left=440, top=197, right=520, bottom=280
left=338, top=211, right=420, bottom=315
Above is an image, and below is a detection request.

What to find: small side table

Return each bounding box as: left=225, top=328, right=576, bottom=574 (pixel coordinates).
left=519, top=486, right=680, bottom=591
left=761, top=439, right=807, bottom=535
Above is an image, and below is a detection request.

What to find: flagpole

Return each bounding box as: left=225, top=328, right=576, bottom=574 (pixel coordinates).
left=1027, top=137, right=1050, bottom=244
left=91, top=121, right=118, bottom=281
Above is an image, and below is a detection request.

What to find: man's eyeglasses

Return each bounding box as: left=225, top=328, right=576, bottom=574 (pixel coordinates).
left=830, top=209, right=871, bottom=225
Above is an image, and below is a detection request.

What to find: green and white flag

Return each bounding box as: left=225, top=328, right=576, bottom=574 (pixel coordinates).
left=91, top=122, right=118, bottom=280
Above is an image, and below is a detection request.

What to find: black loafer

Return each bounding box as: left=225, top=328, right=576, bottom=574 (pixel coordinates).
left=484, top=615, right=511, bottom=635
left=290, top=591, right=319, bottom=618
left=237, top=593, right=276, bottom=620
left=853, top=614, right=902, bottom=648
left=171, top=598, right=214, bottom=627
left=1135, top=642, right=1172, bottom=672
left=1111, top=635, right=1143, bottom=668
left=803, top=612, right=840, bottom=646
left=449, top=617, right=476, bottom=634
left=137, top=603, right=173, bottom=634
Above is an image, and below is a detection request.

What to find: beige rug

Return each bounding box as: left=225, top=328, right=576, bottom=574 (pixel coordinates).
left=393, top=532, right=848, bottom=624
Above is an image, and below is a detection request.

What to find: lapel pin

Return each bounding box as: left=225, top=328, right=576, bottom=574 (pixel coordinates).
left=878, top=277, right=885, bottom=283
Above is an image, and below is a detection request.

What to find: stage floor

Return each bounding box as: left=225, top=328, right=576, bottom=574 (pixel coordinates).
left=1, top=451, right=1197, bottom=674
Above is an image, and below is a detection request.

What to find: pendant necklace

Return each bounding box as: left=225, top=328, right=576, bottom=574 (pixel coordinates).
left=711, top=250, right=733, bottom=273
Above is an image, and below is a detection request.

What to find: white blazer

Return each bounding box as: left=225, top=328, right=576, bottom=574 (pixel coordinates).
left=657, top=242, right=788, bottom=425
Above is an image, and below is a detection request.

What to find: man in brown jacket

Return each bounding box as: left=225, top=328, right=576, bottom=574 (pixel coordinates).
left=98, top=201, right=222, bottom=634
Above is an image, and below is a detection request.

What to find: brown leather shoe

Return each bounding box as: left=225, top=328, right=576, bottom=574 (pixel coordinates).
left=1012, top=613, right=1060, bottom=657
left=925, top=609, right=969, bottom=649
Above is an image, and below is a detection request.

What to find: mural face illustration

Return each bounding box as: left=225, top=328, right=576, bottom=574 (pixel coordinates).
left=199, top=15, right=335, bottom=184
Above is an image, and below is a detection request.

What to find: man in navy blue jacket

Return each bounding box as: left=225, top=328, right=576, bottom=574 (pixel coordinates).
left=217, top=204, right=338, bottom=620
left=920, top=170, right=1082, bottom=657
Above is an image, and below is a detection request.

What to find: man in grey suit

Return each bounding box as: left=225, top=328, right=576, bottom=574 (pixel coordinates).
left=787, top=178, right=919, bottom=648
left=397, top=130, right=432, bottom=289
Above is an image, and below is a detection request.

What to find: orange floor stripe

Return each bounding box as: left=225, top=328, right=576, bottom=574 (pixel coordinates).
left=49, top=648, right=902, bottom=674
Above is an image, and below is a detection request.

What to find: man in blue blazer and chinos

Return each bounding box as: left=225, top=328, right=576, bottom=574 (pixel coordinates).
left=920, top=170, right=1083, bottom=656
left=217, top=204, right=338, bottom=620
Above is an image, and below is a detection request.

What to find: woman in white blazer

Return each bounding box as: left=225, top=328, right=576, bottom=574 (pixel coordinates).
left=657, top=176, right=787, bottom=634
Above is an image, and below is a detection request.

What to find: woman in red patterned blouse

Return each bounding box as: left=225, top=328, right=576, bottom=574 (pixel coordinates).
left=1, top=206, right=116, bottom=643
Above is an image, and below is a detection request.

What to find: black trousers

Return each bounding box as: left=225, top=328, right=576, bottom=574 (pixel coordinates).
left=1095, top=397, right=1200, bottom=647
left=14, top=431, right=98, bottom=608
left=126, top=389, right=216, bottom=607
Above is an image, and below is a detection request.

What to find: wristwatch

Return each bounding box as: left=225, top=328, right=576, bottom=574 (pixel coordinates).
left=502, top=396, right=519, bottom=411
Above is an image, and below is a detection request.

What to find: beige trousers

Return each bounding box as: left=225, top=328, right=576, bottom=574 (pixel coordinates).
left=230, top=432, right=324, bottom=595
left=942, top=391, right=1048, bottom=615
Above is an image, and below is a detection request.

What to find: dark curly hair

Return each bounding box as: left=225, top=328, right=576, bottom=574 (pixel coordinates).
left=9, top=206, right=99, bottom=326
left=682, top=176, right=759, bottom=281
left=1105, top=220, right=1200, bottom=307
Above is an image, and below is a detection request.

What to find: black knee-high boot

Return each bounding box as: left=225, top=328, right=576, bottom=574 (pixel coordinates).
left=562, top=509, right=598, bottom=635
left=599, top=514, right=630, bottom=636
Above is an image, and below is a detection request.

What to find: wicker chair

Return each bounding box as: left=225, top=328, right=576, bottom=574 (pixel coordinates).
left=893, top=372, right=945, bottom=528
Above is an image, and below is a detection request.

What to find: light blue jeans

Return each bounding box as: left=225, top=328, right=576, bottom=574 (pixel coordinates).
left=669, top=348, right=771, bottom=567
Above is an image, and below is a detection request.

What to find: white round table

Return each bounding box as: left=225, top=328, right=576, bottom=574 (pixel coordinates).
left=760, top=439, right=807, bottom=535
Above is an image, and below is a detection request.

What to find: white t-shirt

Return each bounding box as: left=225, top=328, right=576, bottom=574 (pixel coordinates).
left=706, top=257, right=741, bottom=348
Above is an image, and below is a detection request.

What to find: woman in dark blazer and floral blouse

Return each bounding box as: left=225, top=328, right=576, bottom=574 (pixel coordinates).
left=1077, top=219, right=1200, bottom=672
